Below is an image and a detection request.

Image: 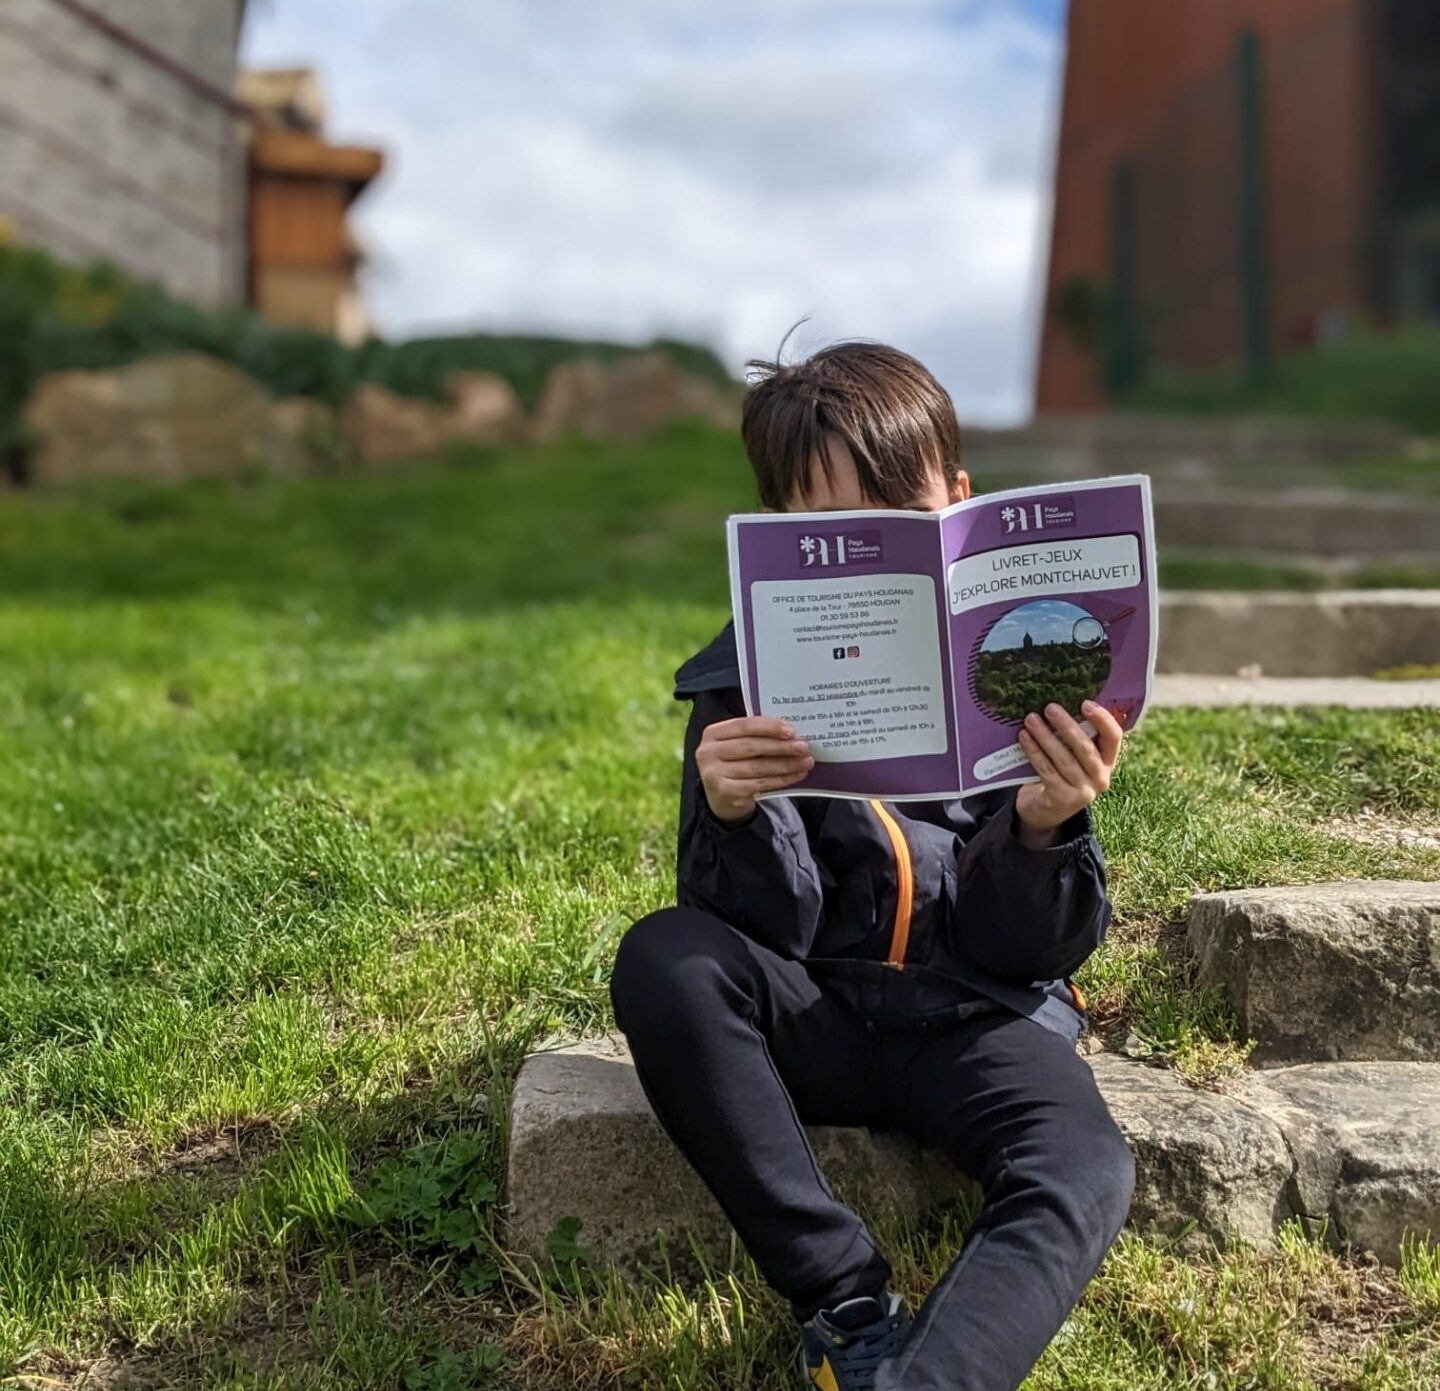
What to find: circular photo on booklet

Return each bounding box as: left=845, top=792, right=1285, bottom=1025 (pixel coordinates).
left=971, top=599, right=1111, bottom=725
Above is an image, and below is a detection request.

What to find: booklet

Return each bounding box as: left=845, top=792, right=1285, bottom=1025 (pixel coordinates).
left=726, top=474, right=1157, bottom=800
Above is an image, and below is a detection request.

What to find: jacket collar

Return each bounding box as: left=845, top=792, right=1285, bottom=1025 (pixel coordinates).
left=673, top=620, right=740, bottom=699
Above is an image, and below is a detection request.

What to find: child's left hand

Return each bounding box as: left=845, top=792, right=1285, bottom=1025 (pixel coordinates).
left=1014, top=700, right=1124, bottom=847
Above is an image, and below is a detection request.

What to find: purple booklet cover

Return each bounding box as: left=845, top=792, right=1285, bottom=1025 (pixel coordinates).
left=727, top=475, right=1157, bottom=800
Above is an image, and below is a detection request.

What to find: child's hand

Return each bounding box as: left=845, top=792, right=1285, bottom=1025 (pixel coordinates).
left=697, top=717, right=815, bottom=824
left=1014, top=700, right=1123, bottom=847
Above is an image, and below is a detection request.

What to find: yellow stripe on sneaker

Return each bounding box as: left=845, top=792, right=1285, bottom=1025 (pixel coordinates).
left=810, top=1356, right=841, bottom=1391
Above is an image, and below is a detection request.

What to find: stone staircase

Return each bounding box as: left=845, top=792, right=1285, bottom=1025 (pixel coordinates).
left=506, top=881, right=1440, bottom=1271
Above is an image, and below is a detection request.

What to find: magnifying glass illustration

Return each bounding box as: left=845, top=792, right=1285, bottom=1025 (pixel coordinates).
left=1072, top=604, right=1136, bottom=650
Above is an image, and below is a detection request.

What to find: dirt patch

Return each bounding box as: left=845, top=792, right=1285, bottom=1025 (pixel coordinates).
left=1323, top=807, right=1440, bottom=853
left=143, top=1116, right=287, bottom=1183
left=83, top=1115, right=289, bottom=1200
left=1297, top=1250, right=1425, bottom=1371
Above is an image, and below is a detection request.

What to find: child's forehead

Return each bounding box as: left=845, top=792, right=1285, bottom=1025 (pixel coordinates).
left=791, top=439, right=861, bottom=506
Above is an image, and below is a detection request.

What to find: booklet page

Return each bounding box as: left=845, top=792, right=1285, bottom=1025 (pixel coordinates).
left=941, top=475, right=1156, bottom=793
left=727, top=509, right=960, bottom=799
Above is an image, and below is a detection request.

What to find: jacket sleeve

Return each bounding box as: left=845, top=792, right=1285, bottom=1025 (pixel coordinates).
left=674, top=687, right=826, bottom=959
left=946, top=788, right=1112, bottom=983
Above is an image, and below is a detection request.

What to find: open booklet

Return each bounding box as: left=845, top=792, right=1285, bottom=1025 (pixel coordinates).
left=726, top=474, right=1157, bottom=800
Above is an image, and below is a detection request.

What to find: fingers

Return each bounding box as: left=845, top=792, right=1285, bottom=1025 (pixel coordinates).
left=718, top=755, right=815, bottom=781
left=1017, top=725, right=1060, bottom=783
left=1022, top=709, right=1088, bottom=787
left=1082, top=700, right=1125, bottom=768
left=1017, top=701, right=1123, bottom=833
left=705, top=736, right=812, bottom=765
left=701, top=719, right=810, bottom=764
left=698, top=715, right=815, bottom=819
left=705, top=716, right=800, bottom=745
left=747, top=770, right=813, bottom=794
left=1045, top=704, right=1110, bottom=787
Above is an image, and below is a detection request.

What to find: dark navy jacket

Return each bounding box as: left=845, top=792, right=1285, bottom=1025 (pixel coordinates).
left=673, top=622, right=1111, bottom=1044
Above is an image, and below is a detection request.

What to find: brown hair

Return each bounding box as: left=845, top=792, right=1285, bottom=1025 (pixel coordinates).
left=740, top=325, right=963, bottom=510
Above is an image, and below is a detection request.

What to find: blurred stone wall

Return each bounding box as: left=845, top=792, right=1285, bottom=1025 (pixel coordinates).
left=0, top=0, right=248, bottom=307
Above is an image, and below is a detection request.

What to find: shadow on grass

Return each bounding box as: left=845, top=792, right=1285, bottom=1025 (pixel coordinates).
left=6, top=1054, right=519, bottom=1387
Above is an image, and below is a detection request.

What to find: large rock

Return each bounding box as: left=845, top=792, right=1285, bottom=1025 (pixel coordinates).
left=1086, top=1053, right=1292, bottom=1249
left=267, top=396, right=344, bottom=468
left=24, top=352, right=314, bottom=483
left=1243, top=1062, right=1440, bottom=1264
left=340, top=383, right=459, bottom=465
left=445, top=371, right=527, bottom=444
left=506, top=1036, right=1295, bottom=1271
left=506, top=1035, right=974, bottom=1274
left=1187, top=882, right=1440, bottom=1065
left=531, top=351, right=739, bottom=444
left=1159, top=592, right=1440, bottom=678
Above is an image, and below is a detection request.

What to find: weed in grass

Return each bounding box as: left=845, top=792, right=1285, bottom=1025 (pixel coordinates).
left=344, top=1130, right=501, bottom=1298
left=1399, top=1233, right=1440, bottom=1321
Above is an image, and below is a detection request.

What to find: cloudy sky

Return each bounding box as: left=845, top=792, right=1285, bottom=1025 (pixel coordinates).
left=983, top=598, right=1093, bottom=650
left=240, top=0, right=1067, bottom=424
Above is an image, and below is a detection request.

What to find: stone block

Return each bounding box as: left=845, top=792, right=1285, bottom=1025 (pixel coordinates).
left=1087, top=1053, right=1292, bottom=1250
left=445, top=372, right=528, bottom=444
left=25, top=352, right=283, bottom=484
left=506, top=1037, right=1297, bottom=1271
left=340, top=383, right=458, bottom=466
left=1188, top=881, right=1440, bottom=1064
left=1158, top=591, right=1440, bottom=678
left=1243, top=1062, right=1440, bottom=1263
left=506, top=1035, right=975, bottom=1274
left=531, top=352, right=740, bottom=444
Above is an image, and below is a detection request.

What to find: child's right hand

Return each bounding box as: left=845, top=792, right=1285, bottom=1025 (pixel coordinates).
left=697, top=717, right=815, bottom=823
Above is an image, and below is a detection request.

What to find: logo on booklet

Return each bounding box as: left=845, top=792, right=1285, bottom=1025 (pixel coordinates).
left=1000, top=497, right=1078, bottom=534
left=799, top=529, right=883, bottom=567
left=831, top=645, right=862, bottom=660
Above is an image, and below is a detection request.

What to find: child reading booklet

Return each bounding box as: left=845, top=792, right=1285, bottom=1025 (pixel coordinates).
left=610, top=335, right=1136, bottom=1391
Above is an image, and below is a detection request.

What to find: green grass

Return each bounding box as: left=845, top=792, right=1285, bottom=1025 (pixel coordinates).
left=0, top=424, right=1437, bottom=1387
left=1122, top=325, right=1440, bottom=436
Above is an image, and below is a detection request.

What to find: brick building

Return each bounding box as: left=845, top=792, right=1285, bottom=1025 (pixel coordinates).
left=1036, top=0, right=1440, bottom=411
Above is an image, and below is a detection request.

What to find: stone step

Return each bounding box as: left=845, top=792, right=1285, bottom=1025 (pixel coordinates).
left=1152, top=675, right=1440, bottom=708
left=1152, top=493, right=1440, bottom=561
left=962, top=414, right=1414, bottom=473
left=1157, top=590, right=1440, bottom=677
left=1242, top=1062, right=1440, bottom=1264
left=505, top=1035, right=1440, bottom=1274
left=1187, top=881, right=1440, bottom=1065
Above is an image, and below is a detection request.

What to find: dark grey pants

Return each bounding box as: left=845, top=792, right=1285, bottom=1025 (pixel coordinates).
left=610, top=907, right=1136, bottom=1391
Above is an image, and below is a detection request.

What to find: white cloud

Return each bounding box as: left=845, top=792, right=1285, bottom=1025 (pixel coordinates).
left=241, top=0, right=1062, bottom=423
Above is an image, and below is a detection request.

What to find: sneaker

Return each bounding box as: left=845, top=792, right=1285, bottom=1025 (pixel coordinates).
left=800, top=1291, right=910, bottom=1391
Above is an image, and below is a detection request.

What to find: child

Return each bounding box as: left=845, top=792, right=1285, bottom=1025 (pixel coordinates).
left=610, top=339, right=1134, bottom=1391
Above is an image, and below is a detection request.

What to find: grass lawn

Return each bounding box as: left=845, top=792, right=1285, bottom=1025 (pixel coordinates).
left=0, top=424, right=1437, bottom=1389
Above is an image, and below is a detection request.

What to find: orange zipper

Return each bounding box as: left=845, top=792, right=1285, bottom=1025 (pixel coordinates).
left=869, top=800, right=914, bottom=970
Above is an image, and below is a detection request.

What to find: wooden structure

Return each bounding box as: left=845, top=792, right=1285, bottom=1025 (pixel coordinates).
left=240, top=67, right=384, bottom=344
